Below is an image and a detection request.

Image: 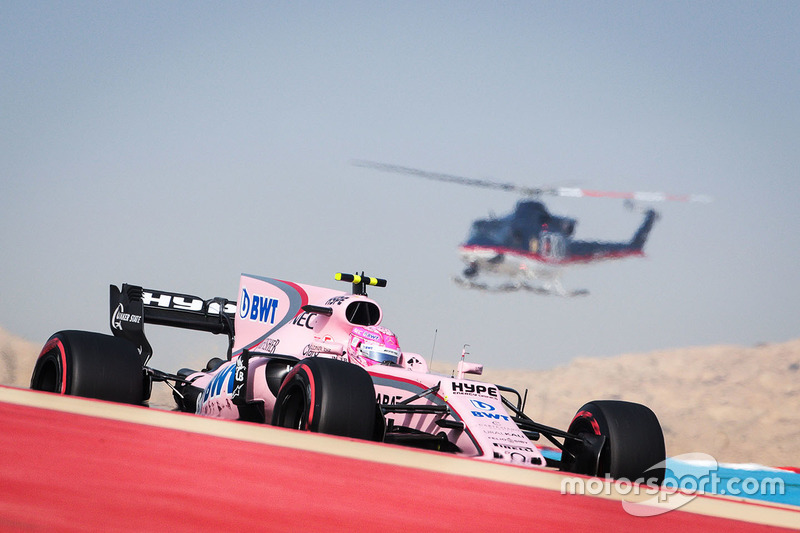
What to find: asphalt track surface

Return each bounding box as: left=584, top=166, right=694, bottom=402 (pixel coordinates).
left=1, top=386, right=798, bottom=532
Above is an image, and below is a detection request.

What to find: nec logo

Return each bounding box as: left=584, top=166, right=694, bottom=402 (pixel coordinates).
left=239, top=288, right=278, bottom=324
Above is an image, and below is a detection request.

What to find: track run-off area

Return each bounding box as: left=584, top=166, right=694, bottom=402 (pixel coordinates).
left=1, top=386, right=798, bottom=531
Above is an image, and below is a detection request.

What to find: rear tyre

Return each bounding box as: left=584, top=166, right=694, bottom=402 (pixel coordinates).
left=561, top=400, right=665, bottom=485
left=30, top=330, right=147, bottom=405
left=271, top=358, right=379, bottom=440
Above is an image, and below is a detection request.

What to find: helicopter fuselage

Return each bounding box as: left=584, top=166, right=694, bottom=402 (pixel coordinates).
left=457, top=201, right=657, bottom=295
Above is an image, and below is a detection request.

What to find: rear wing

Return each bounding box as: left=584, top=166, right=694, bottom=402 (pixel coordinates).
left=110, top=284, right=236, bottom=365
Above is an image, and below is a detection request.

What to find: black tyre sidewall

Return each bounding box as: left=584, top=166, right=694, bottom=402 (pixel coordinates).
left=272, top=358, right=377, bottom=440
left=30, top=338, right=68, bottom=394
left=31, top=331, right=145, bottom=405
left=567, top=400, right=665, bottom=484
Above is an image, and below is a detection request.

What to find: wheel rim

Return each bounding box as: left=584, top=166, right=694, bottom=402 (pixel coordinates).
left=277, top=384, right=309, bottom=430
left=565, top=416, right=610, bottom=476
left=31, top=352, right=62, bottom=393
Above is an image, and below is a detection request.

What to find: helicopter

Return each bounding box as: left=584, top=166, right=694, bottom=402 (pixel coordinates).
left=353, top=160, right=711, bottom=296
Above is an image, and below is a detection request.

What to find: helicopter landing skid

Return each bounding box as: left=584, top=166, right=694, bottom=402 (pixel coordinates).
left=452, top=276, right=589, bottom=297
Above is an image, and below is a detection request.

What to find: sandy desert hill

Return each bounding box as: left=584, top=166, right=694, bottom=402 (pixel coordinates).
left=470, top=340, right=800, bottom=466
left=3, top=326, right=798, bottom=466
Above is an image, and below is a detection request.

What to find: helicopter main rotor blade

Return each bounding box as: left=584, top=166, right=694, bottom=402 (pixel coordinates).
left=352, top=160, right=550, bottom=196
left=353, top=160, right=712, bottom=203
left=555, top=187, right=713, bottom=203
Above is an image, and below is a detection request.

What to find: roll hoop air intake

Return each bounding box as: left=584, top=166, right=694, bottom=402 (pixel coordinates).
left=335, top=273, right=387, bottom=296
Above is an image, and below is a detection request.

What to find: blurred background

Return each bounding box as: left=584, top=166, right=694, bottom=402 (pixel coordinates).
left=2, top=2, right=798, bottom=370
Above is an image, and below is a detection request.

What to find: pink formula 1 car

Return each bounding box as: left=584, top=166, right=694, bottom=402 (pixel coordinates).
left=30, top=272, right=666, bottom=483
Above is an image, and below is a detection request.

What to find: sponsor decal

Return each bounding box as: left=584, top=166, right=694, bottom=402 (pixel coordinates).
left=302, top=340, right=345, bottom=359
left=486, top=436, right=535, bottom=448
left=325, top=295, right=349, bottom=306
left=142, top=291, right=236, bottom=314
left=239, top=288, right=278, bottom=324
left=480, top=427, right=533, bottom=444
left=479, top=426, right=528, bottom=436
left=376, top=393, right=404, bottom=405
left=469, top=399, right=495, bottom=411
left=492, top=442, right=536, bottom=453
left=231, top=357, right=246, bottom=403
left=350, top=326, right=382, bottom=343
left=489, top=435, right=533, bottom=446
left=302, top=343, right=320, bottom=357
left=472, top=411, right=511, bottom=421
left=451, top=382, right=498, bottom=398
left=253, top=338, right=280, bottom=354
left=476, top=418, right=507, bottom=427
left=405, top=356, right=423, bottom=368
left=111, top=303, right=142, bottom=330
left=292, top=311, right=317, bottom=329
left=491, top=444, right=539, bottom=464
left=470, top=400, right=511, bottom=421
left=201, top=363, right=237, bottom=403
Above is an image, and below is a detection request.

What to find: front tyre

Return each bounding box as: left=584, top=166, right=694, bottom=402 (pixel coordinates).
left=30, top=330, right=147, bottom=405
left=561, top=400, right=665, bottom=485
left=271, top=358, right=379, bottom=441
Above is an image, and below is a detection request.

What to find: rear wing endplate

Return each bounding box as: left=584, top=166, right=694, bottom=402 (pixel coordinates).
left=110, top=284, right=236, bottom=365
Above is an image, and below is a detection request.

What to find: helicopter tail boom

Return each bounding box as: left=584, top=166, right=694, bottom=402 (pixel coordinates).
left=629, top=209, right=659, bottom=250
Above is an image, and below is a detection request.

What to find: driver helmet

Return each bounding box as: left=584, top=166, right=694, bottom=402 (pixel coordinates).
left=347, top=325, right=401, bottom=367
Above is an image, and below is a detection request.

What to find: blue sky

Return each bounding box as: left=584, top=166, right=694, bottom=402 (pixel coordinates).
left=2, top=2, right=798, bottom=370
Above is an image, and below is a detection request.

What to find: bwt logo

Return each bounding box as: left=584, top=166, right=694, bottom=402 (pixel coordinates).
left=201, top=363, right=236, bottom=403
left=239, top=288, right=278, bottom=324
left=470, top=399, right=511, bottom=421
left=469, top=399, right=495, bottom=411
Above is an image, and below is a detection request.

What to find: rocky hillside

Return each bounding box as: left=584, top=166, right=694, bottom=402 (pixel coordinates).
left=3, top=326, right=798, bottom=465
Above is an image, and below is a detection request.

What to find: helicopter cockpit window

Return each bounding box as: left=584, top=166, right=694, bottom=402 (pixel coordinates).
left=466, top=218, right=511, bottom=246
